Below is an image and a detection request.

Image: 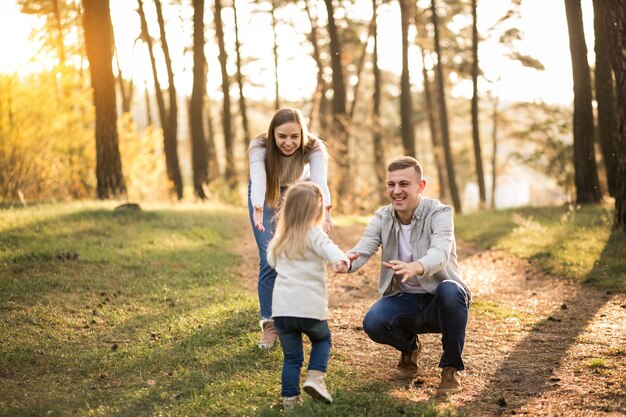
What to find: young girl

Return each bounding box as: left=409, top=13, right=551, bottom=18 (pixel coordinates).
left=266, top=182, right=348, bottom=408
left=248, top=108, right=333, bottom=349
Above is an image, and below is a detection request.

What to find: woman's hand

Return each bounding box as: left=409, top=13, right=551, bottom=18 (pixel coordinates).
left=253, top=207, right=265, bottom=231
left=382, top=260, right=424, bottom=283
left=323, top=206, right=333, bottom=233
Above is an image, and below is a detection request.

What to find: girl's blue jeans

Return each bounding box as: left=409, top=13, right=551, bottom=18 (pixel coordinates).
left=247, top=184, right=277, bottom=320
left=362, top=280, right=470, bottom=370
left=273, top=316, right=332, bottom=397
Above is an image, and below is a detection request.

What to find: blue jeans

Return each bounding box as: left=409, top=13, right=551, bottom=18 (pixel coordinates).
left=273, top=317, right=332, bottom=397
left=248, top=184, right=278, bottom=320
left=362, top=280, right=470, bottom=370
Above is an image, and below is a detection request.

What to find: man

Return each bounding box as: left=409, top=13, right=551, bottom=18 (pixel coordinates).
left=345, top=156, right=471, bottom=395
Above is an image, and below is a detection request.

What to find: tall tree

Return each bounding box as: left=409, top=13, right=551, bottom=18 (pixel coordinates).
left=190, top=0, right=208, bottom=199
left=271, top=0, right=280, bottom=110
left=603, top=0, right=626, bottom=230
left=155, top=0, right=183, bottom=199
left=471, top=0, right=486, bottom=207
left=323, top=0, right=351, bottom=211
left=421, top=49, right=447, bottom=201
left=399, top=0, right=416, bottom=158
left=137, top=0, right=183, bottom=199
left=564, top=0, right=602, bottom=204
left=82, top=0, right=126, bottom=199
left=413, top=5, right=447, bottom=201
left=593, top=0, right=619, bottom=197
left=114, top=45, right=134, bottom=114
left=431, top=0, right=462, bottom=213
left=348, top=16, right=375, bottom=119
left=233, top=0, right=251, bottom=150
left=490, top=92, right=499, bottom=209
left=304, top=0, right=328, bottom=131
left=372, top=0, right=386, bottom=206
left=214, top=0, right=237, bottom=189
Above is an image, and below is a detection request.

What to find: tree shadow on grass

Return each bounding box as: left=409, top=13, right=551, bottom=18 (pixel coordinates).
left=458, top=234, right=624, bottom=416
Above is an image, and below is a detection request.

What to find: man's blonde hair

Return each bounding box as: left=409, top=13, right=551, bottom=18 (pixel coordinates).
left=268, top=182, right=324, bottom=259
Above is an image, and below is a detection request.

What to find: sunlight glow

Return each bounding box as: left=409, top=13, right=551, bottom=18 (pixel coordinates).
left=0, top=0, right=595, bottom=105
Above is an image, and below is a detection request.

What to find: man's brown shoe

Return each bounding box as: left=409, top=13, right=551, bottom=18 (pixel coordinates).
left=436, top=366, right=461, bottom=395
left=258, top=319, right=278, bottom=349
left=396, top=335, right=423, bottom=377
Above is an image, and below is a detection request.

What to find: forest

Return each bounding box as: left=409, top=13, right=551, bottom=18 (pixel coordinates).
left=1, top=1, right=626, bottom=416
left=0, top=0, right=624, bottom=228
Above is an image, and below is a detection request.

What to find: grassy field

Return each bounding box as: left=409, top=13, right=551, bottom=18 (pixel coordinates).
left=0, top=202, right=458, bottom=417
left=454, top=204, right=625, bottom=291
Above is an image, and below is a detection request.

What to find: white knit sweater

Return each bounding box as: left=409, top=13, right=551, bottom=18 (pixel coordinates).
left=248, top=137, right=331, bottom=208
left=268, top=226, right=349, bottom=320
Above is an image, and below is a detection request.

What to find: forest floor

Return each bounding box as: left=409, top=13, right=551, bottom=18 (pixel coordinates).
left=240, top=223, right=626, bottom=417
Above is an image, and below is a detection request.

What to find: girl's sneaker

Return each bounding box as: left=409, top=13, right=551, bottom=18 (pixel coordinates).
left=303, top=370, right=332, bottom=403
left=259, top=319, right=277, bottom=349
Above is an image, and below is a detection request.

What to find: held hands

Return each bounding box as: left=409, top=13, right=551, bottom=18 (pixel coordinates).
left=333, top=260, right=349, bottom=273
left=335, top=253, right=359, bottom=274
left=253, top=207, right=265, bottom=231
left=382, top=260, right=425, bottom=283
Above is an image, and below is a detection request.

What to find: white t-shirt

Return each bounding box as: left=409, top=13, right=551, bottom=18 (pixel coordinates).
left=396, top=223, right=427, bottom=294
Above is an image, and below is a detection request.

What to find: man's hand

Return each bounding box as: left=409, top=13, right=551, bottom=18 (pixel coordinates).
left=333, top=260, right=348, bottom=273
left=382, top=260, right=424, bottom=283
left=253, top=207, right=265, bottom=231
left=346, top=252, right=360, bottom=268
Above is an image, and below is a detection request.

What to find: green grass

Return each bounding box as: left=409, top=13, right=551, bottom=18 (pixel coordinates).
left=455, top=205, right=626, bottom=291
left=0, top=202, right=462, bottom=417
left=469, top=300, right=529, bottom=322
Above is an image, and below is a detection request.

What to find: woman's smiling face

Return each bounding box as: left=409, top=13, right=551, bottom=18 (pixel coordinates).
left=273, top=121, right=302, bottom=156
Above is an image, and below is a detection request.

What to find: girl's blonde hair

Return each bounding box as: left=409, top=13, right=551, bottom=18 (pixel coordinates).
left=249, top=107, right=327, bottom=207
left=268, top=182, right=324, bottom=260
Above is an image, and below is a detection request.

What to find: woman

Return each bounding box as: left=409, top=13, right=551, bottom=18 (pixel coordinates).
left=248, top=107, right=333, bottom=349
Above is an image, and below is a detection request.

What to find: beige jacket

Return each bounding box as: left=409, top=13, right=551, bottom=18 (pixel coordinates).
left=348, top=197, right=471, bottom=299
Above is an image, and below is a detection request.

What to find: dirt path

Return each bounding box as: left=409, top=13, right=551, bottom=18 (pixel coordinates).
left=240, top=224, right=626, bottom=416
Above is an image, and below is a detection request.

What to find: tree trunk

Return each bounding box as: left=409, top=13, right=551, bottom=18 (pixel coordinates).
left=52, top=0, right=66, bottom=64
left=490, top=93, right=499, bottom=209
left=233, top=0, right=251, bottom=150
left=82, top=0, right=126, bottom=199
left=155, top=0, right=183, bottom=199
left=471, top=0, right=486, bottom=208
left=144, top=79, right=153, bottom=126
left=399, top=0, right=416, bottom=158
left=114, top=47, right=133, bottom=114
left=190, top=0, right=208, bottom=199
left=137, top=0, right=182, bottom=200
left=593, top=0, right=619, bottom=197
left=603, top=0, right=626, bottom=230
left=304, top=0, right=328, bottom=131
left=372, top=0, right=386, bottom=206
left=431, top=0, right=462, bottom=213
left=205, top=94, right=220, bottom=181
left=215, top=0, right=237, bottom=189
left=271, top=0, right=280, bottom=110
left=323, top=0, right=351, bottom=212
left=564, top=0, right=602, bottom=204
left=421, top=49, right=447, bottom=202
left=349, top=16, right=375, bottom=119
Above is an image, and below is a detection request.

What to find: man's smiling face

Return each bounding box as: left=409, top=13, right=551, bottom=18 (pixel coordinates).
left=386, top=166, right=426, bottom=222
